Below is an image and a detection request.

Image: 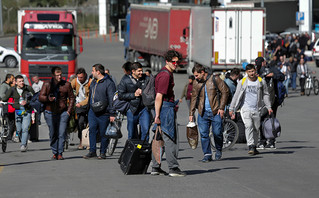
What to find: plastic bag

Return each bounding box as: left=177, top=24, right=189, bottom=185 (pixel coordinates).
left=186, top=122, right=199, bottom=150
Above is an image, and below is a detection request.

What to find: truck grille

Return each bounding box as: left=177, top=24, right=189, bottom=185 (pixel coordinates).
left=29, top=64, right=69, bottom=80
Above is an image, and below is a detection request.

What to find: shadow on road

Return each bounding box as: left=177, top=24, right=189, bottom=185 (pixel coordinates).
left=223, top=156, right=262, bottom=161
left=185, top=167, right=239, bottom=175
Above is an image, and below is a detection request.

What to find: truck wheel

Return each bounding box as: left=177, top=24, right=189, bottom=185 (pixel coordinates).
left=4, top=56, right=18, bottom=68
left=158, top=57, right=165, bottom=70
left=154, top=56, right=160, bottom=71
left=150, top=56, right=155, bottom=71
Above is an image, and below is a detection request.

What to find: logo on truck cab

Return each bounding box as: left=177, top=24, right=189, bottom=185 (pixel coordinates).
left=140, top=17, right=158, bottom=40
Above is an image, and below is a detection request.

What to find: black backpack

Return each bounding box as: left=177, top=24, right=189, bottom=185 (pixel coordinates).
left=142, top=70, right=170, bottom=109
left=30, top=92, right=45, bottom=113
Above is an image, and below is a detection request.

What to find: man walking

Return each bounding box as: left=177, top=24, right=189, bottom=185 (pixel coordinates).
left=229, top=64, right=273, bottom=155
left=189, top=64, right=229, bottom=162
left=0, top=74, right=16, bottom=141
left=151, top=50, right=186, bottom=177
left=39, top=67, right=75, bottom=160
left=3, top=75, right=35, bottom=152
left=118, top=62, right=150, bottom=141
left=83, top=64, right=116, bottom=160
left=71, top=68, right=91, bottom=149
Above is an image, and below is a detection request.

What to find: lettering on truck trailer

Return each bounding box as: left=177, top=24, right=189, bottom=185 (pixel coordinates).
left=139, top=17, right=158, bottom=39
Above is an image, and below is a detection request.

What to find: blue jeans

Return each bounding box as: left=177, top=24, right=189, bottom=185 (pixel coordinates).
left=283, top=78, right=290, bottom=94
left=126, top=108, right=150, bottom=141
left=15, top=111, right=31, bottom=147
left=44, top=110, right=69, bottom=155
left=291, top=72, right=297, bottom=89
left=88, top=109, right=110, bottom=154
left=197, top=111, right=223, bottom=155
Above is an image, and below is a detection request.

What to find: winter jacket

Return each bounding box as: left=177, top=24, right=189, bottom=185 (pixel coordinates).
left=0, top=82, right=11, bottom=100
left=89, top=75, right=116, bottom=116
left=2, top=85, right=35, bottom=111
left=118, top=74, right=148, bottom=115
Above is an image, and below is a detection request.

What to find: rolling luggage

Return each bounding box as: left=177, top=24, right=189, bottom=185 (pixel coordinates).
left=118, top=139, right=152, bottom=175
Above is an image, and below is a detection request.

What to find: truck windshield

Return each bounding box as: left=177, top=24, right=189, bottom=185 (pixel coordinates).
left=22, top=34, right=74, bottom=54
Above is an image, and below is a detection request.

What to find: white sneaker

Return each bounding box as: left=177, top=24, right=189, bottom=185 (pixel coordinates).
left=20, top=145, right=28, bottom=152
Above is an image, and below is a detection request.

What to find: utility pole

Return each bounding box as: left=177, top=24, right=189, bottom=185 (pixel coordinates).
left=0, top=0, right=4, bottom=36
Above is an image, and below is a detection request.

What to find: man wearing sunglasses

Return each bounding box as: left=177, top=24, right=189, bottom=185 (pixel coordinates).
left=151, top=50, right=186, bottom=177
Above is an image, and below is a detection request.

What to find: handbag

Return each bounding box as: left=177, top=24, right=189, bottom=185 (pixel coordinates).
left=91, top=101, right=107, bottom=114
left=152, top=126, right=164, bottom=164
left=112, top=91, right=130, bottom=114
left=186, top=122, right=199, bottom=150
left=104, top=122, right=122, bottom=138
left=262, top=113, right=281, bottom=139
left=81, top=125, right=90, bottom=147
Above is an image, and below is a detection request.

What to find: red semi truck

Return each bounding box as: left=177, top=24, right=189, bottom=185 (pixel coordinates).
left=15, top=9, right=83, bottom=83
left=124, top=5, right=190, bottom=72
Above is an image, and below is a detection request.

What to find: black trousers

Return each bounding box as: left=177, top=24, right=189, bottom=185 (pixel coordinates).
left=300, top=78, right=306, bottom=93
left=76, top=112, right=88, bottom=140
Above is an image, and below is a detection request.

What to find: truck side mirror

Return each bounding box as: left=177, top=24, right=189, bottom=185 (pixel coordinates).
left=14, top=35, right=18, bottom=52
left=183, top=27, right=189, bottom=40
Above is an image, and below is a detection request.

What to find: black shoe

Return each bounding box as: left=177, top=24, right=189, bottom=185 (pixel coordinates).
left=98, top=153, right=107, bottom=159
left=200, top=156, right=213, bottom=163
left=265, top=143, right=276, bottom=149
left=83, top=152, right=97, bottom=159
left=151, top=167, right=168, bottom=176
left=169, top=168, right=186, bottom=177
left=248, top=145, right=259, bottom=155
left=215, top=150, right=222, bottom=161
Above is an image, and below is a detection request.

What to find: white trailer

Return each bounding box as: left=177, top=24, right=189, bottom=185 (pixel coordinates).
left=189, top=7, right=265, bottom=70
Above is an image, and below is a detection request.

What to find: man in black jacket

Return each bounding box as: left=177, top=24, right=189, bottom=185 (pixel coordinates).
left=3, top=75, right=35, bottom=152
left=256, top=57, right=285, bottom=149
left=118, top=62, right=150, bottom=141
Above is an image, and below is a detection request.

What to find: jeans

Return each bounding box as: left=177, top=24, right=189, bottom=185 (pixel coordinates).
left=240, top=108, right=260, bottom=146
left=291, top=72, right=297, bottom=89
left=44, top=110, right=69, bottom=155
left=76, top=112, right=88, bottom=140
left=197, top=111, right=223, bottom=155
left=88, top=109, right=110, bottom=154
left=126, top=108, right=150, bottom=141
left=15, top=111, right=31, bottom=147
left=283, top=78, right=290, bottom=95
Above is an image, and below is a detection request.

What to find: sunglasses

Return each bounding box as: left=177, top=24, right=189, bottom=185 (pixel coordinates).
left=171, top=61, right=178, bottom=64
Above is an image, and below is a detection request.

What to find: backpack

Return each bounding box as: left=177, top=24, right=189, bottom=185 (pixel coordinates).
left=276, top=81, right=287, bottom=106
left=30, top=92, right=45, bottom=113
left=262, top=114, right=281, bottom=139
left=142, top=70, right=170, bottom=109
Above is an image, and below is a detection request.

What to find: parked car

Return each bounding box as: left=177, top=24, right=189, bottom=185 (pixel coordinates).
left=0, top=46, right=19, bottom=68
left=312, top=39, right=319, bottom=67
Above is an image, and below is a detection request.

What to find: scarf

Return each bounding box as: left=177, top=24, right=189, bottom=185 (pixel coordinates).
left=76, top=77, right=89, bottom=104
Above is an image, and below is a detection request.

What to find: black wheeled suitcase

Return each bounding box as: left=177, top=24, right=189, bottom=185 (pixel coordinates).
left=118, top=139, right=152, bottom=175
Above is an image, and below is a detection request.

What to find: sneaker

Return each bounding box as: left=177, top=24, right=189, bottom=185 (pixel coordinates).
left=57, top=154, right=64, bottom=160
left=169, top=168, right=186, bottom=177
left=98, top=153, right=107, bottom=160
left=20, top=145, right=27, bottom=152
left=248, top=145, right=259, bottom=155
left=51, top=154, right=57, bottom=160
left=257, top=143, right=265, bottom=150
left=200, top=155, right=213, bottom=163
left=151, top=167, right=168, bottom=176
left=83, top=152, right=97, bottom=159
left=265, top=143, right=276, bottom=149
left=215, top=150, right=222, bottom=161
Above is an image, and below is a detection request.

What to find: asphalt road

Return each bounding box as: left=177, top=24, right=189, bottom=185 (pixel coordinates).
left=0, top=36, right=319, bottom=198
